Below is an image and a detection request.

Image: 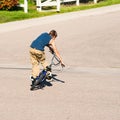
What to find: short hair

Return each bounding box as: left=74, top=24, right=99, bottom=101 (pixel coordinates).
left=49, top=30, right=57, bottom=38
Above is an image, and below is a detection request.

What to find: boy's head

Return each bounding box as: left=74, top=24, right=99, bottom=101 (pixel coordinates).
left=49, top=30, right=57, bottom=38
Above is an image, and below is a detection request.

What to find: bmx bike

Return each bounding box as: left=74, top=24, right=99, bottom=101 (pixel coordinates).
left=30, top=52, right=62, bottom=91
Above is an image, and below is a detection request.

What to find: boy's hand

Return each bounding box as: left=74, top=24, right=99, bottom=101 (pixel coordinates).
left=49, top=46, right=54, bottom=54
left=61, top=62, right=65, bottom=67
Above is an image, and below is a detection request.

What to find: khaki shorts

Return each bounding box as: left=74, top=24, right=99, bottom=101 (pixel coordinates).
left=29, top=47, right=48, bottom=78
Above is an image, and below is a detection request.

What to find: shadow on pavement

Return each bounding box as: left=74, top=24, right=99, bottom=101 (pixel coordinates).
left=30, top=74, right=65, bottom=91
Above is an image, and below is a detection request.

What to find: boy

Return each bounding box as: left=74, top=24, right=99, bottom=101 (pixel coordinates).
left=29, top=30, right=65, bottom=83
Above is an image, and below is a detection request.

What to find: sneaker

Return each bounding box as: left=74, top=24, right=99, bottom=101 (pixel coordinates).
left=30, top=76, right=36, bottom=86
left=30, top=76, right=35, bottom=81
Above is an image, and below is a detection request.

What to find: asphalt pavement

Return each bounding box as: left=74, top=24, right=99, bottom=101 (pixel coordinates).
left=0, top=4, right=120, bottom=120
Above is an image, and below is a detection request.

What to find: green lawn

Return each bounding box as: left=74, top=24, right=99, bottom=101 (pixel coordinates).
left=0, top=0, right=120, bottom=23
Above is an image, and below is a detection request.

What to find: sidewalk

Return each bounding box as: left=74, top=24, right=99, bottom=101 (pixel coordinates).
left=0, top=4, right=120, bottom=33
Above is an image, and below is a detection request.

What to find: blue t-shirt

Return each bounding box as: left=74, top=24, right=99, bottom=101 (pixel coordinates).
left=30, top=32, right=52, bottom=51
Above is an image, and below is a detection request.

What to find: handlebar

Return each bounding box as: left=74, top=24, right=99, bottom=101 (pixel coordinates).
left=48, top=46, right=64, bottom=67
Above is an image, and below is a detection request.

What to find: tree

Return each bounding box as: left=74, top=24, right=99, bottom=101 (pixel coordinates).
left=0, top=0, right=19, bottom=10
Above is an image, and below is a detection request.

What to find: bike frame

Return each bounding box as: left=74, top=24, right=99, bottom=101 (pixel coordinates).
left=50, top=53, right=60, bottom=67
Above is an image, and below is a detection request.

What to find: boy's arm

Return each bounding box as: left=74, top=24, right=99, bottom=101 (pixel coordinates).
left=49, top=40, right=65, bottom=67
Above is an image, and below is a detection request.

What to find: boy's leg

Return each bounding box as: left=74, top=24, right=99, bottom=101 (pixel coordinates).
left=30, top=48, right=40, bottom=79
left=30, top=48, right=51, bottom=81
left=40, top=52, right=52, bottom=79
left=40, top=51, right=48, bottom=69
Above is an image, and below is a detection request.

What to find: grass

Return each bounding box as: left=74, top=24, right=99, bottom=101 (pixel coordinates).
left=0, top=0, right=120, bottom=23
